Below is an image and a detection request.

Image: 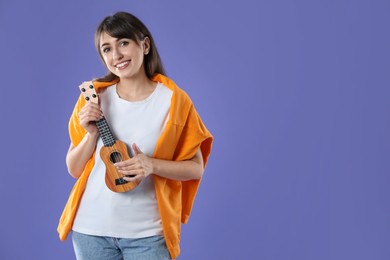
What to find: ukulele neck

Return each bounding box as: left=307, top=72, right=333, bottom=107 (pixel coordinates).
left=78, top=81, right=116, bottom=147
left=96, top=117, right=116, bottom=147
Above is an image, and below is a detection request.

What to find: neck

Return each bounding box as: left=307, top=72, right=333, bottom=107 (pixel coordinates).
left=116, top=73, right=156, bottom=101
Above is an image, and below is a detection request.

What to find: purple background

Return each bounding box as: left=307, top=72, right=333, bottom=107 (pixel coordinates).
left=1, top=0, right=389, bottom=259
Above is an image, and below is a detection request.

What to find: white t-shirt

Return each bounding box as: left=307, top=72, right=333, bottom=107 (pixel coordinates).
left=72, top=82, right=173, bottom=238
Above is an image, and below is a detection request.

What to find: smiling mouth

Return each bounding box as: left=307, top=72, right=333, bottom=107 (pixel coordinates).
left=115, top=61, right=130, bottom=70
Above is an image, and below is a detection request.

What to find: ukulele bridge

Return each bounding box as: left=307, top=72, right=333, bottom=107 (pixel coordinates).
left=115, top=177, right=128, bottom=186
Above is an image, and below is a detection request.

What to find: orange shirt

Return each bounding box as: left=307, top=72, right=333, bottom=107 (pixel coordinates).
left=57, top=74, right=213, bottom=259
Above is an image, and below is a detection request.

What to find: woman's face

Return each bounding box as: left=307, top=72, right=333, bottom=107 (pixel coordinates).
left=99, top=31, right=149, bottom=80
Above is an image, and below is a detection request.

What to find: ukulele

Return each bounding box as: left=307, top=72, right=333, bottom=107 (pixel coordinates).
left=79, top=81, right=140, bottom=192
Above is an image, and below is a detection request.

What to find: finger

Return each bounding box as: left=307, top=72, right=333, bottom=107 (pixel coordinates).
left=116, top=163, right=138, bottom=172
left=121, top=169, right=140, bottom=178
left=123, top=171, right=144, bottom=182
left=114, top=158, right=132, bottom=167
left=84, top=107, right=103, bottom=117
left=132, top=143, right=143, bottom=155
left=81, top=102, right=102, bottom=113
left=80, top=113, right=101, bottom=123
left=123, top=176, right=138, bottom=182
left=118, top=162, right=144, bottom=174
left=79, top=107, right=103, bottom=120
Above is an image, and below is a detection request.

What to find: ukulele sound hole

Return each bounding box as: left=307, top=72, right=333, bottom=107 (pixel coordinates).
left=109, top=152, right=122, bottom=163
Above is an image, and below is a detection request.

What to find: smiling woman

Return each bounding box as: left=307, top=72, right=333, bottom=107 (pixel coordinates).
left=94, top=12, right=165, bottom=81
left=99, top=33, right=157, bottom=101
left=57, top=11, right=213, bottom=260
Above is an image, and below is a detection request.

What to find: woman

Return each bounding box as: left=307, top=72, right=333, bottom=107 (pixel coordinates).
left=57, top=11, right=213, bottom=260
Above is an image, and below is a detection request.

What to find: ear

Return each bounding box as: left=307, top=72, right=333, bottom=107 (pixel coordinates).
left=143, top=37, right=151, bottom=55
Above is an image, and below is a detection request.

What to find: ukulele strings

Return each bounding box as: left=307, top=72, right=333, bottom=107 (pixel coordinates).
left=102, top=117, right=123, bottom=177
left=99, top=107, right=127, bottom=185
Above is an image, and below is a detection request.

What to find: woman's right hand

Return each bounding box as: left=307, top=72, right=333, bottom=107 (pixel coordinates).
left=67, top=102, right=102, bottom=178
left=78, top=102, right=103, bottom=134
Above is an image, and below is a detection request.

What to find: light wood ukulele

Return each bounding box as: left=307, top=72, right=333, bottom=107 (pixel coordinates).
left=79, top=82, right=140, bottom=192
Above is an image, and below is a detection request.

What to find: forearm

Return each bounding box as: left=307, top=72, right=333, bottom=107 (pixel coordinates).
left=116, top=145, right=205, bottom=182
left=66, top=132, right=99, bottom=178
left=151, top=150, right=204, bottom=181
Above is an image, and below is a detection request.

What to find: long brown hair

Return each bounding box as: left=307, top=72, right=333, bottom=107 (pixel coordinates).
left=94, top=12, right=166, bottom=82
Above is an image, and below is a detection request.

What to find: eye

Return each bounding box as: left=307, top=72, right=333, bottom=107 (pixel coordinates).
left=102, top=47, right=110, bottom=53
left=120, top=41, right=129, bottom=47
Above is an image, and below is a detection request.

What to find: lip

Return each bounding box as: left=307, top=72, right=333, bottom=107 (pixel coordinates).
left=114, top=60, right=131, bottom=70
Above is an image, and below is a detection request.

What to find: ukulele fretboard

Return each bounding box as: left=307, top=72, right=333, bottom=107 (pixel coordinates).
left=96, top=117, right=116, bottom=147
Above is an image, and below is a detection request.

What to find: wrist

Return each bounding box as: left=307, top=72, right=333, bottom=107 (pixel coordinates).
left=151, top=157, right=159, bottom=175
left=86, top=131, right=99, bottom=141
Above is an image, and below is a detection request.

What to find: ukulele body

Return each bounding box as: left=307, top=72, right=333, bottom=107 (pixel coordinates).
left=100, top=140, right=141, bottom=193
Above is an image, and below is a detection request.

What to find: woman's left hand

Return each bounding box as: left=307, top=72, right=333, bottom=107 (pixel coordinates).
left=114, top=143, right=154, bottom=182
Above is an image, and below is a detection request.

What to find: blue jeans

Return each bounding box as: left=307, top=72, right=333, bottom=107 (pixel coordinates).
left=72, top=231, right=171, bottom=260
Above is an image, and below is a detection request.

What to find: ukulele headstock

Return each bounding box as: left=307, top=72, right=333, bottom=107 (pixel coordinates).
left=79, top=81, right=99, bottom=104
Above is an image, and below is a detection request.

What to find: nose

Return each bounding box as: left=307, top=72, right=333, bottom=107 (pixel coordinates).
left=112, top=47, right=123, bottom=61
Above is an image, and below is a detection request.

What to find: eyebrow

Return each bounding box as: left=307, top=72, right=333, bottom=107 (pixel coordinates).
left=100, top=38, right=123, bottom=49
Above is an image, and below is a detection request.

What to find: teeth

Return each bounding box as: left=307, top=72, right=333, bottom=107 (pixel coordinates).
left=116, top=61, right=129, bottom=68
